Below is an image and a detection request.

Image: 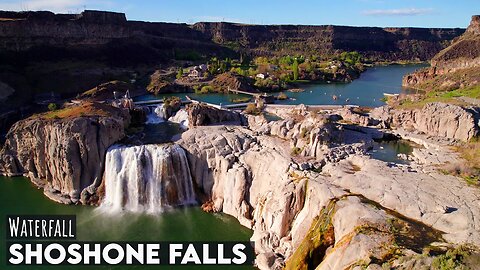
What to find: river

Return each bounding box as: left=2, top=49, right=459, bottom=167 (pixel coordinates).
left=0, top=176, right=253, bottom=269
left=135, top=64, right=426, bottom=107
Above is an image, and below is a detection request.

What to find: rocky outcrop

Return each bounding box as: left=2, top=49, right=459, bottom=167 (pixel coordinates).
left=79, top=80, right=133, bottom=101
left=179, top=107, right=480, bottom=269
left=370, top=103, right=479, bottom=141
left=186, top=103, right=245, bottom=128
left=431, top=15, right=480, bottom=69
left=209, top=72, right=256, bottom=93
left=147, top=70, right=192, bottom=95
left=403, top=15, right=480, bottom=90
left=0, top=102, right=130, bottom=204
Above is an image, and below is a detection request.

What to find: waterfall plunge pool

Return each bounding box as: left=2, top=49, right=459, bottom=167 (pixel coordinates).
left=0, top=176, right=253, bottom=270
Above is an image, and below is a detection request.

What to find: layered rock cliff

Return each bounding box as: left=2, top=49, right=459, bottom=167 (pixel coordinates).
left=0, top=10, right=229, bottom=62
left=403, top=15, right=480, bottom=90
left=0, top=10, right=465, bottom=125
left=0, top=10, right=464, bottom=64
left=0, top=102, right=130, bottom=204
left=193, top=22, right=464, bottom=61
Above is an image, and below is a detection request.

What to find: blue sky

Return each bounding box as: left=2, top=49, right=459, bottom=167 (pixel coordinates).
left=0, top=0, right=478, bottom=28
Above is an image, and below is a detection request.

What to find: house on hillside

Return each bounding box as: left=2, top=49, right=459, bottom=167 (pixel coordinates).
left=256, top=73, right=267, bottom=79
left=188, top=66, right=205, bottom=78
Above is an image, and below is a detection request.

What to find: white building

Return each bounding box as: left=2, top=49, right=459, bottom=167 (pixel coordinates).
left=256, top=73, right=266, bottom=79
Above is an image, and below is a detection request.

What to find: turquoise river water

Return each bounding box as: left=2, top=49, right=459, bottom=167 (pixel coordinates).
left=135, top=64, right=425, bottom=107
left=0, top=176, right=253, bottom=269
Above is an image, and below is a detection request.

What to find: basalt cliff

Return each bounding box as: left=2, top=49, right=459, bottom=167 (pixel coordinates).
left=0, top=10, right=463, bottom=63
left=193, top=22, right=464, bottom=61
left=0, top=10, right=465, bottom=132
left=403, top=15, right=480, bottom=90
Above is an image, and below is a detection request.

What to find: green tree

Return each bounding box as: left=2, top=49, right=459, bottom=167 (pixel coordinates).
left=176, top=68, right=183, bottom=79
left=340, top=51, right=362, bottom=66
left=292, top=58, right=299, bottom=81
left=220, top=61, right=227, bottom=73
left=48, top=103, right=57, bottom=111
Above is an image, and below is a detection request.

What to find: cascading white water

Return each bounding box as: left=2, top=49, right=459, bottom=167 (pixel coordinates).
left=101, top=144, right=196, bottom=212
left=145, top=104, right=165, bottom=124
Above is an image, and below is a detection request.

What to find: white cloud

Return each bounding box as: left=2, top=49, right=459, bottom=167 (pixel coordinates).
left=363, top=8, right=434, bottom=16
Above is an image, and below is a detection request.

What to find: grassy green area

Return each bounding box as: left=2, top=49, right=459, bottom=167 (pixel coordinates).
left=398, top=85, right=480, bottom=109
left=431, top=245, right=480, bottom=270
left=230, top=97, right=251, bottom=103
left=243, top=103, right=262, bottom=115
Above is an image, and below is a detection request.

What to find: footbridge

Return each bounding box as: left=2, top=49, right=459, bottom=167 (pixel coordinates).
left=227, top=87, right=275, bottom=104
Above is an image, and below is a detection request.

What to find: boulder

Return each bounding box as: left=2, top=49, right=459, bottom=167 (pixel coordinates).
left=209, top=72, right=256, bottom=93
left=186, top=103, right=245, bottom=128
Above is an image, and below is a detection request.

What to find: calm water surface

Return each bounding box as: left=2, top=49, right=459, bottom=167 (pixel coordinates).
left=0, top=176, right=253, bottom=269
left=369, top=140, right=415, bottom=164
left=135, top=64, right=426, bottom=107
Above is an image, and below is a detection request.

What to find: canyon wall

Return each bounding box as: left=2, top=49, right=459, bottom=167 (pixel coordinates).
left=403, top=15, right=480, bottom=90
left=193, top=22, right=464, bottom=61
left=0, top=10, right=464, bottom=63
left=0, top=10, right=233, bottom=67
left=0, top=10, right=465, bottom=127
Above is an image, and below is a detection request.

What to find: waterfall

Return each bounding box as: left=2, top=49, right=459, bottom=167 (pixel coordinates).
left=145, top=104, right=165, bottom=124
left=101, top=144, right=196, bottom=212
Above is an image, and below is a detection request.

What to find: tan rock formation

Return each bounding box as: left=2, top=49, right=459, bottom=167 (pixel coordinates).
left=186, top=103, right=245, bottom=128
left=179, top=108, right=480, bottom=269
left=370, top=102, right=479, bottom=141
left=0, top=103, right=130, bottom=204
